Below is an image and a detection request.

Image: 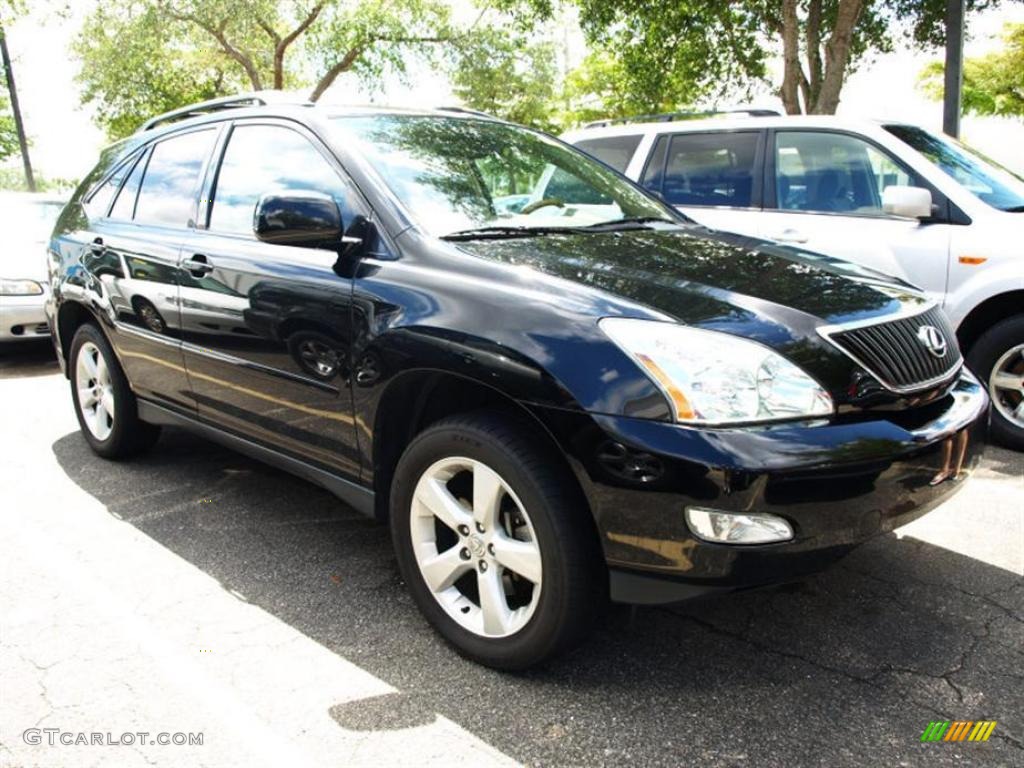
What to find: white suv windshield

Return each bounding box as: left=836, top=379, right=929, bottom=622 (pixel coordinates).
left=331, top=115, right=677, bottom=238
left=885, top=124, right=1024, bottom=212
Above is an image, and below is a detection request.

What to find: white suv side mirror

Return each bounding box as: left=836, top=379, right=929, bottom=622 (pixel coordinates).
left=882, top=185, right=933, bottom=219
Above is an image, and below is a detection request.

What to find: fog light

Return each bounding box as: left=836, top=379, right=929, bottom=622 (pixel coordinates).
left=685, top=507, right=793, bottom=545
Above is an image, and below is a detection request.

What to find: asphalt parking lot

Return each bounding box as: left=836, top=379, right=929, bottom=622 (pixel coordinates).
left=2, top=340, right=1022, bottom=768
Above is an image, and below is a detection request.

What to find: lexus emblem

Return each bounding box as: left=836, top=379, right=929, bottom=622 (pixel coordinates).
left=916, top=325, right=948, bottom=358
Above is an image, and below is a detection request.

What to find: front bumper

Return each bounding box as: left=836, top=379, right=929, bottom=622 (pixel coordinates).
left=536, top=371, right=989, bottom=604
left=0, top=291, right=49, bottom=341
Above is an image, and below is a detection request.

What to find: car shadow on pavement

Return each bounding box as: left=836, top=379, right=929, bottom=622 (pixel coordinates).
left=52, top=427, right=1023, bottom=767
left=0, top=340, right=58, bottom=379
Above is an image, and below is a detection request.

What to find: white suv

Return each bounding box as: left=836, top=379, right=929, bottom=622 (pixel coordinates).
left=563, top=114, right=1024, bottom=448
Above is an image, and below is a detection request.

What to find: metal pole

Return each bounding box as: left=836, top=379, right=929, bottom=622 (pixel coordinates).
left=942, top=0, right=965, bottom=138
left=0, top=26, right=35, bottom=192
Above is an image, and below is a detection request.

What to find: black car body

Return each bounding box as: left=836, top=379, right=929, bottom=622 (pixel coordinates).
left=47, top=96, right=987, bottom=668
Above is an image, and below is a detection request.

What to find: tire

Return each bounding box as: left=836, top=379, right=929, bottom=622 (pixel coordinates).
left=69, top=323, right=161, bottom=459
left=390, top=411, right=605, bottom=670
left=966, top=315, right=1024, bottom=451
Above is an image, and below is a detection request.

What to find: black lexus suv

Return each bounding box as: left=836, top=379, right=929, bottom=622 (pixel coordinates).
left=47, top=95, right=987, bottom=669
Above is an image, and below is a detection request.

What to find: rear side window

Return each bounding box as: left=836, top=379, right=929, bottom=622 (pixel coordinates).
left=208, top=124, right=360, bottom=236
left=574, top=135, right=642, bottom=173
left=134, top=129, right=218, bottom=228
left=84, top=154, right=138, bottom=219
left=109, top=150, right=148, bottom=221
left=645, top=132, right=759, bottom=208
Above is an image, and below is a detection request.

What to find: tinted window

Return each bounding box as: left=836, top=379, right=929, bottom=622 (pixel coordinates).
left=640, top=135, right=669, bottom=192
left=134, top=129, right=217, bottom=228
left=774, top=132, right=915, bottom=215
left=109, top=151, right=147, bottom=221
left=84, top=155, right=137, bottom=219
left=655, top=132, right=758, bottom=207
left=574, top=135, right=642, bottom=173
left=209, top=125, right=360, bottom=236
left=331, top=116, right=674, bottom=237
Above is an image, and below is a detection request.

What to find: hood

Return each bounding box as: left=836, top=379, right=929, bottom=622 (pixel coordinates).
left=452, top=225, right=932, bottom=403
left=454, top=225, right=919, bottom=333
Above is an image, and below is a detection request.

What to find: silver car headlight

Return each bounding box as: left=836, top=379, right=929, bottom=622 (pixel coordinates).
left=600, top=318, right=834, bottom=424
left=0, top=278, right=43, bottom=296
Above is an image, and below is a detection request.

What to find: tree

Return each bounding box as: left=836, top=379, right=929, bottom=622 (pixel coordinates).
left=504, top=0, right=1007, bottom=116
left=76, top=0, right=458, bottom=139
left=919, top=22, right=1024, bottom=118
left=451, top=29, right=561, bottom=132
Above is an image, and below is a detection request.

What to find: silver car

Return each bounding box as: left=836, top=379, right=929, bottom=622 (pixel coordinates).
left=0, top=192, right=65, bottom=342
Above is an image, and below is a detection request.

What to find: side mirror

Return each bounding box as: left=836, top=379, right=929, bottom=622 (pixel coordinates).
left=882, top=185, right=933, bottom=219
left=254, top=191, right=343, bottom=247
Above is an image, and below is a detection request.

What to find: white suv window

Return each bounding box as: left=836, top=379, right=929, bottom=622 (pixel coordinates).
left=774, top=131, right=912, bottom=215
left=641, top=132, right=759, bottom=208
left=574, top=135, right=642, bottom=173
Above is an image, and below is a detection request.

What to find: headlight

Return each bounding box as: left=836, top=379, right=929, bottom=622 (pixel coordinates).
left=0, top=279, right=43, bottom=296
left=600, top=318, right=834, bottom=424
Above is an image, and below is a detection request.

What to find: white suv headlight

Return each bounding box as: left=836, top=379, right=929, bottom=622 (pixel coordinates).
left=600, top=318, right=834, bottom=424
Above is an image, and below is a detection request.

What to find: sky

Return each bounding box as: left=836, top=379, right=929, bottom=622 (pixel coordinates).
left=4, top=0, right=1023, bottom=182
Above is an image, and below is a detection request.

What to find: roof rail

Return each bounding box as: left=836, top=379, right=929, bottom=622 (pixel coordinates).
left=583, top=109, right=780, bottom=129
left=138, top=91, right=313, bottom=132
left=435, top=105, right=500, bottom=120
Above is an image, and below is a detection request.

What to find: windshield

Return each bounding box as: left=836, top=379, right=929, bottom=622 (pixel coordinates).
left=885, top=124, right=1024, bottom=212
left=0, top=199, right=64, bottom=243
left=331, top=115, right=679, bottom=237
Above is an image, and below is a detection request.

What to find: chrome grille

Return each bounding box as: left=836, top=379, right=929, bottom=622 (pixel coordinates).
left=821, top=305, right=962, bottom=393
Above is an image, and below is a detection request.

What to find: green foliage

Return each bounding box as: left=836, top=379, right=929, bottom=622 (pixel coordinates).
left=451, top=29, right=561, bottom=132
left=74, top=0, right=459, bottom=140
left=919, top=22, right=1024, bottom=119
left=500, top=0, right=1009, bottom=116
left=74, top=3, right=249, bottom=139
left=0, top=91, right=19, bottom=160
left=0, top=166, right=76, bottom=192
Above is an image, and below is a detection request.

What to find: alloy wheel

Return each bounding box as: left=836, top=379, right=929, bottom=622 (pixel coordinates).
left=410, top=457, right=543, bottom=639
left=76, top=341, right=115, bottom=441
left=989, top=343, right=1024, bottom=429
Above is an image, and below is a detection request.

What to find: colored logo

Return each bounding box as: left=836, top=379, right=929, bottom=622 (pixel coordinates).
left=921, top=721, right=997, bottom=742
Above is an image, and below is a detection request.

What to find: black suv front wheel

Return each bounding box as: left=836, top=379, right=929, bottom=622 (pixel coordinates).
left=390, top=411, right=604, bottom=670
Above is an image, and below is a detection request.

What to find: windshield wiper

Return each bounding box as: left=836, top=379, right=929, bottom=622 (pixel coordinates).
left=578, top=216, right=682, bottom=231
left=440, top=225, right=581, bottom=241
left=1002, top=205, right=1024, bottom=212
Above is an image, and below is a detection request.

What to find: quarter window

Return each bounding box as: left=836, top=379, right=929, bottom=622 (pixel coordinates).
left=774, top=132, right=915, bottom=215
left=643, top=132, right=759, bottom=207
left=209, top=124, right=360, bottom=236
left=84, top=154, right=139, bottom=219
left=133, top=129, right=218, bottom=228
left=109, top=150, right=148, bottom=221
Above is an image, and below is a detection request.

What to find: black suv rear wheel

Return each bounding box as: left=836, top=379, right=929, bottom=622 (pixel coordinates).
left=389, top=411, right=605, bottom=670
left=69, top=323, right=161, bottom=458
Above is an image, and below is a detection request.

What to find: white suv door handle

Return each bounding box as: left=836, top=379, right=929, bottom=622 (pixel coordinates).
left=772, top=229, right=808, bottom=244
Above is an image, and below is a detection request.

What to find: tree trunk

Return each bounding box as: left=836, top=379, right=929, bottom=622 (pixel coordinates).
left=812, top=0, right=865, bottom=113
left=0, top=28, right=35, bottom=191
left=779, top=0, right=804, bottom=114
left=309, top=47, right=364, bottom=101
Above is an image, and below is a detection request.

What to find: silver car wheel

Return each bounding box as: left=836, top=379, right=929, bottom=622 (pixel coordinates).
left=989, top=343, right=1024, bottom=429
left=75, top=341, right=115, bottom=441
left=410, top=456, right=543, bottom=639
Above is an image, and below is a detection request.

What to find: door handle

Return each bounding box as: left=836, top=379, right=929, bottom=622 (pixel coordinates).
left=89, top=237, right=105, bottom=255
left=772, top=229, right=808, bottom=244
left=182, top=254, right=213, bottom=276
